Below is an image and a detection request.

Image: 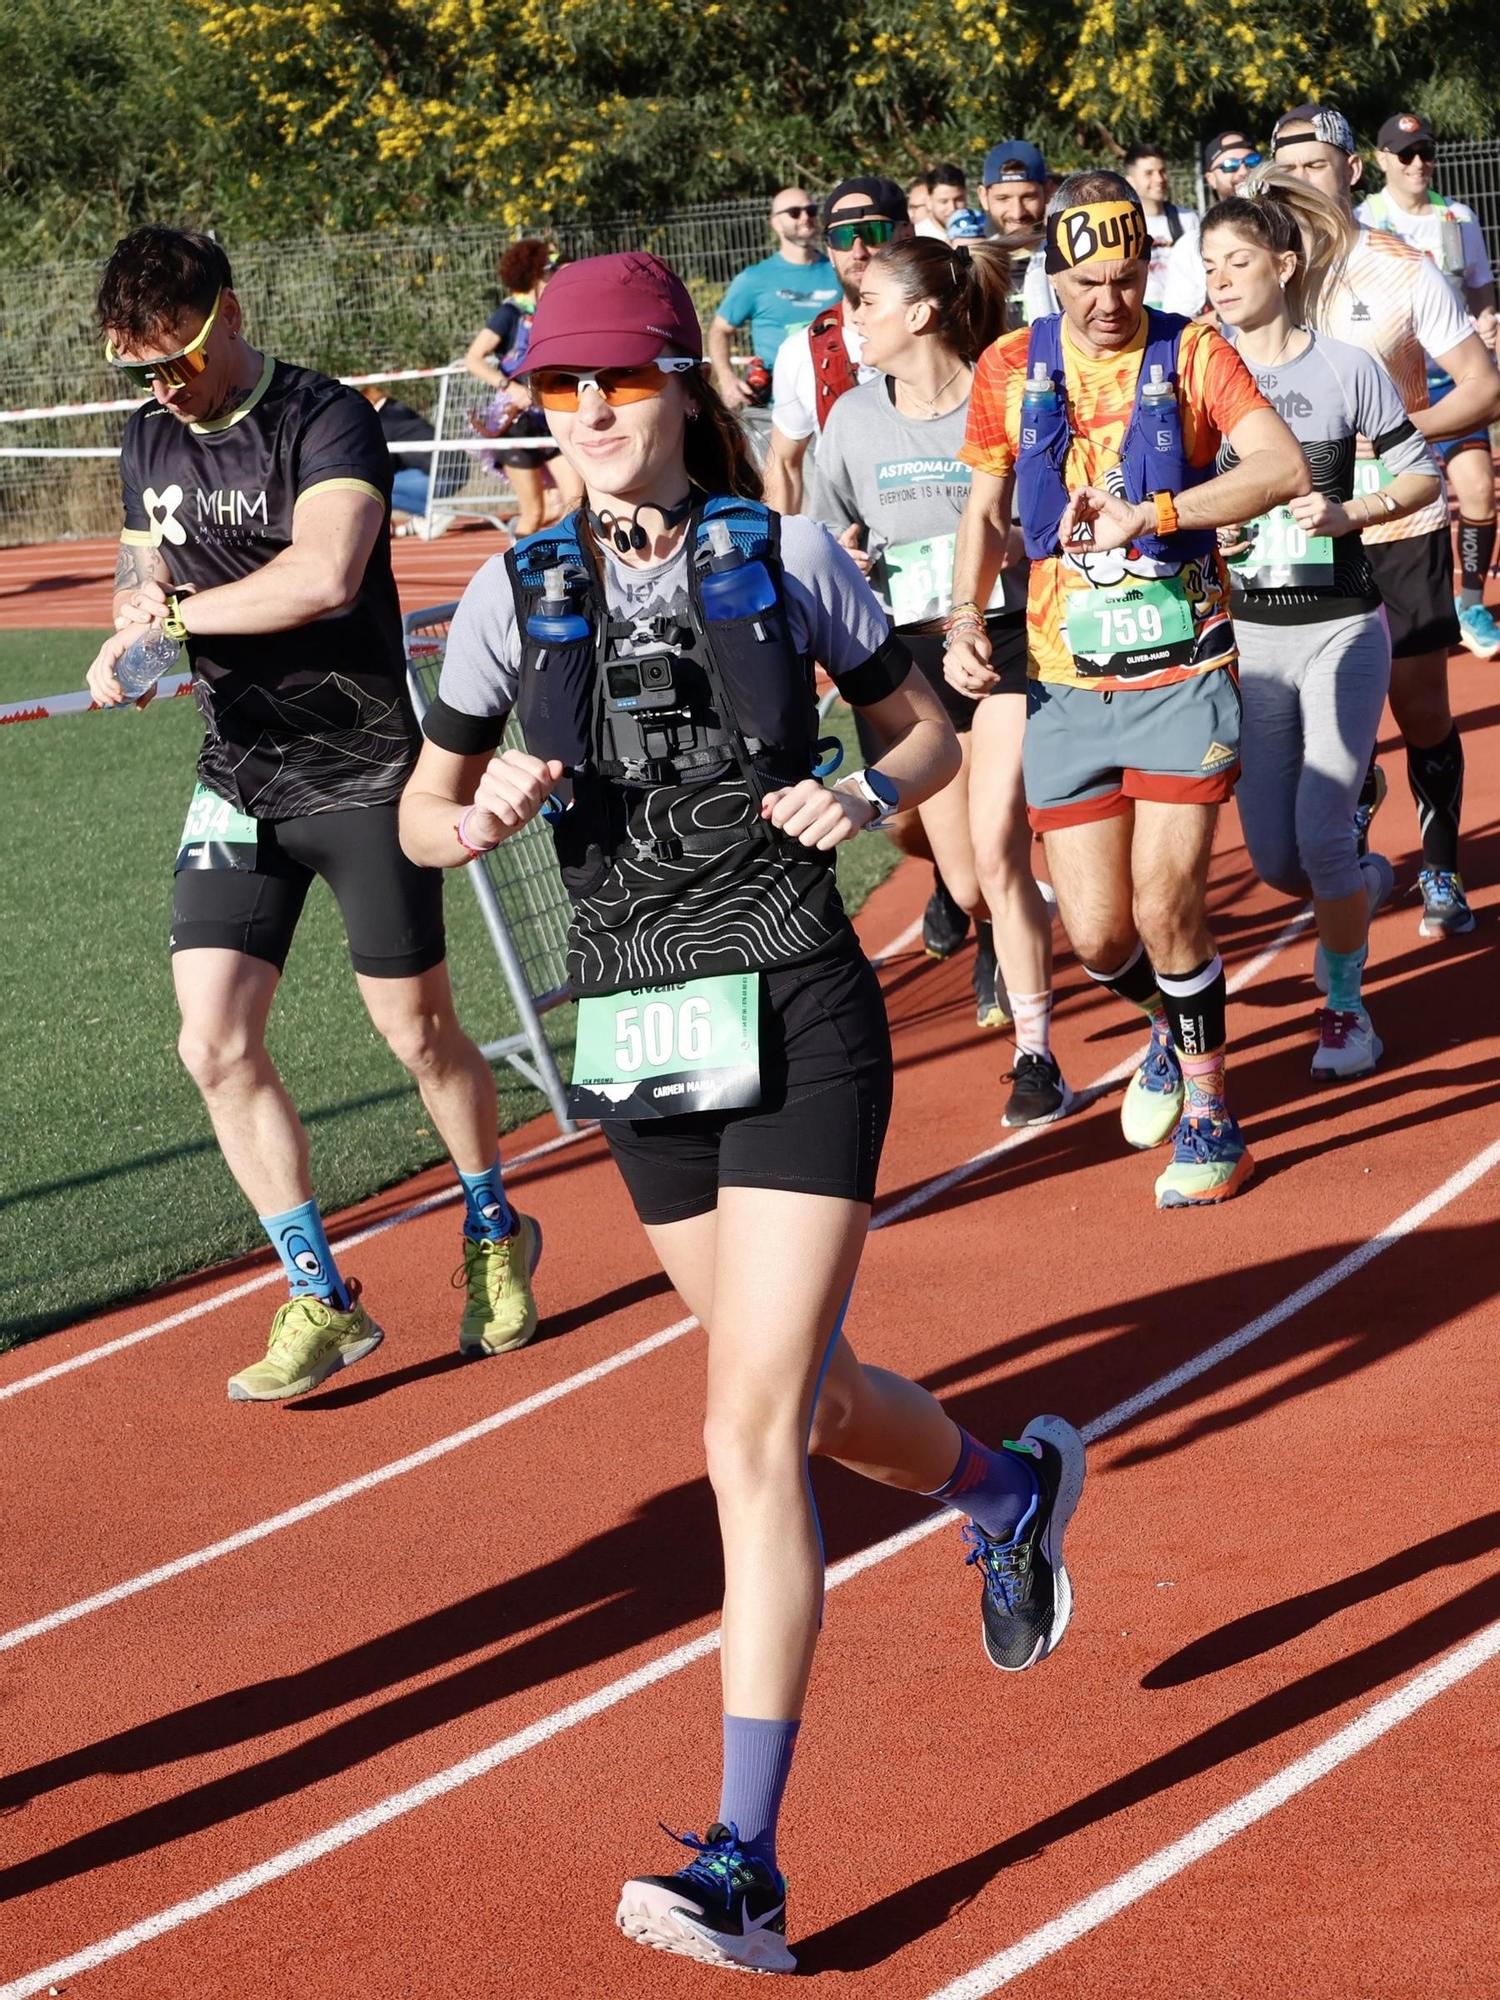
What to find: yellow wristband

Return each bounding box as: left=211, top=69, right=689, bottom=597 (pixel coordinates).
left=162, top=595, right=189, bottom=643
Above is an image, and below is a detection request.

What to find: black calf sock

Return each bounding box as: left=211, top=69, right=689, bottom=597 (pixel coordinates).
left=1406, top=726, right=1465, bottom=872
left=1458, top=518, right=1496, bottom=601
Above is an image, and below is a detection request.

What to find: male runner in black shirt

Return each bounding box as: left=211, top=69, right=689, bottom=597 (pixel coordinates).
left=87, top=227, right=542, bottom=1399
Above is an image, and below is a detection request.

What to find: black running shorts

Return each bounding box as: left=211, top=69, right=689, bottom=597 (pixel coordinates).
left=170, top=802, right=446, bottom=978
left=853, top=611, right=1027, bottom=760
left=1364, top=528, right=1461, bottom=661
left=603, top=937, right=893, bottom=1224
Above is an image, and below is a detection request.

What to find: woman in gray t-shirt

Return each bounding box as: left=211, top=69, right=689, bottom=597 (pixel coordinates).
left=1203, top=178, right=1440, bottom=1084
left=816, top=239, right=1071, bottom=1131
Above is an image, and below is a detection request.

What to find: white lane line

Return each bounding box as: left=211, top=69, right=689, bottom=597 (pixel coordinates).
left=0, top=914, right=927, bottom=1405
left=5, top=1120, right=1494, bottom=1997
left=0, top=1126, right=600, bottom=1403
left=924, top=1615, right=1500, bottom=1999
left=0, top=907, right=1313, bottom=1651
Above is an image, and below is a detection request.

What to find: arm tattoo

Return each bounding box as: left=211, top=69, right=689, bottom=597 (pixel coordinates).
left=114, top=541, right=163, bottom=593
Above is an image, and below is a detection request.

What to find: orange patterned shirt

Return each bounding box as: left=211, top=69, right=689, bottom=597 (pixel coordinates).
left=960, top=317, right=1269, bottom=687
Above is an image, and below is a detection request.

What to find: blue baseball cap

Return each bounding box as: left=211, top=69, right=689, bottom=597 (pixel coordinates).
left=946, top=207, right=989, bottom=241
left=982, top=140, right=1047, bottom=187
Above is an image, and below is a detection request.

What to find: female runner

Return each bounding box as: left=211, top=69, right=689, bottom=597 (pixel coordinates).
left=1201, top=175, right=1440, bottom=1078
left=816, top=237, right=1069, bottom=1126
left=400, top=251, right=1085, bottom=1975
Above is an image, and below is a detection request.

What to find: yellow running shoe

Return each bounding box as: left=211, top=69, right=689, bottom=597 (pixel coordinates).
left=456, top=1215, right=543, bottom=1356
left=227, top=1282, right=384, bottom=1402
left=1120, top=1024, right=1185, bottom=1150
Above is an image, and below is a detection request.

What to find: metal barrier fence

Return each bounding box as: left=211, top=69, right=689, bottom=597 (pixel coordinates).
left=5, top=140, right=1500, bottom=545
left=404, top=605, right=577, bottom=1132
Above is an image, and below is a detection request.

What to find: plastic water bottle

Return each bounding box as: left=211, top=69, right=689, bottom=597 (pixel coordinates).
left=115, top=626, right=181, bottom=700
left=1141, top=362, right=1174, bottom=411
left=700, top=520, right=777, bottom=622
left=1021, top=361, right=1059, bottom=415
left=526, top=566, right=590, bottom=668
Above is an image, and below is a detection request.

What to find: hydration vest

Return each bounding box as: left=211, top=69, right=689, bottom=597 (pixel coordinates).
left=808, top=303, right=859, bottom=431
left=1015, top=309, right=1216, bottom=565
left=504, top=500, right=823, bottom=886
left=1362, top=188, right=1467, bottom=279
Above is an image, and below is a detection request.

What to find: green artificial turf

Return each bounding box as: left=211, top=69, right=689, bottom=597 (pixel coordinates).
left=0, top=640, right=899, bottom=1349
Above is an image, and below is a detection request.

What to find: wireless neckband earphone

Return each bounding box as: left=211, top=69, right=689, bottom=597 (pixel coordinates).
left=588, top=494, right=694, bottom=554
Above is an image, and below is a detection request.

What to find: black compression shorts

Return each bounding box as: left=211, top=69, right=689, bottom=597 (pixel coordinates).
left=603, top=937, right=893, bottom=1224
left=170, top=802, right=446, bottom=978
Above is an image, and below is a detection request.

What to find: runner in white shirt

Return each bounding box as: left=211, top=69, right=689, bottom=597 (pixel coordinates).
left=1161, top=130, right=1264, bottom=318
left=1270, top=105, right=1500, bottom=940
left=917, top=163, right=969, bottom=241
left=1122, top=140, right=1202, bottom=306
left=1357, top=110, right=1500, bottom=662
left=764, top=177, right=907, bottom=516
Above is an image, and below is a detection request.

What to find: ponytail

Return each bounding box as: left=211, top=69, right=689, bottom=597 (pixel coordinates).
left=682, top=368, right=764, bottom=501
left=1202, top=168, right=1355, bottom=327
left=869, top=236, right=1012, bottom=363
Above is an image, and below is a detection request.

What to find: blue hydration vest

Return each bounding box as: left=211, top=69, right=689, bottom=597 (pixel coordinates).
left=1016, top=310, right=1216, bottom=565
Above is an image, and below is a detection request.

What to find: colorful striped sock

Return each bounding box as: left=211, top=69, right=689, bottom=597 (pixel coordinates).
left=1008, top=990, right=1053, bottom=1061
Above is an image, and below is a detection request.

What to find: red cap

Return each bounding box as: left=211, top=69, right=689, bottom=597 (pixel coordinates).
left=514, top=252, right=702, bottom=374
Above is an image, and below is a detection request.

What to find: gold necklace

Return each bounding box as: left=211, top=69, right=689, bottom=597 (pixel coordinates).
left=898, top=363, right=968, bottom=417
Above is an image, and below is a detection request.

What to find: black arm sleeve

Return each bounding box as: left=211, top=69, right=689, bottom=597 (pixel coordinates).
left=422, top=697, right=508, bottom=755
left=831, top=629, right=915, bottom=708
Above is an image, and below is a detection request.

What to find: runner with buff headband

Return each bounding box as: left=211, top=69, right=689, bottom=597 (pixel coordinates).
left=399, top=251, right=1087, bottom=1973
left=949, top=171, right=1309, bottom=1207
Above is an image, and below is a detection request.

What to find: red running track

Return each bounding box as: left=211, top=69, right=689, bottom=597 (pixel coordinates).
left=3, top=678, right=1499, bottom=1999
left=0, top=522, right=509, bottom=632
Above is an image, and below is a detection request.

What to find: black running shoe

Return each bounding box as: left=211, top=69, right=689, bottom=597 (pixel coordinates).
left=1002, top=1050, right=1073, bottom=1126
left=923, top=870, right=970, bottom=959
left=972, top=920, right=1011, bottom=1028
left=617, top=1822, right=794, bottom=1974
left=962, top=1414, right=1086, bottom=1672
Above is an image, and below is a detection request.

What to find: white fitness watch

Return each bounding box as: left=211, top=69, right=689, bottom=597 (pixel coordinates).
left=840, top=766, right=901, bottom=827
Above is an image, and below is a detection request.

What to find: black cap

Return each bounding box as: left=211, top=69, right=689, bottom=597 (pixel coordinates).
left=823, top=176, right=910, bottom=227
left=1202, top=129, right=1252, bottom=172
left=1376, top=111, right=1437, bottom=153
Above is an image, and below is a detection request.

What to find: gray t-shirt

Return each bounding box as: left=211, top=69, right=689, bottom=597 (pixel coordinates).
left=1217, top=328, right=1437, bottom=623
left=438, top=511, right=891, bottom=712
left=814, top=377, right=1027, bottom=628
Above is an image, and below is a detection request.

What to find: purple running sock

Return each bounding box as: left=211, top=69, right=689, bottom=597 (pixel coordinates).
left=924, top=1426, right=1038, bottom=1542
left=717, top=1715, right=800, bottom=1874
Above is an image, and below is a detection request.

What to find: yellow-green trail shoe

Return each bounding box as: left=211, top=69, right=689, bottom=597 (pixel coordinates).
left=457, top=1214, right=543, bottom=1356
left=227, top=1283, right=384, bottom=1402
left=1121, top=1020, right=1185, bottom=1150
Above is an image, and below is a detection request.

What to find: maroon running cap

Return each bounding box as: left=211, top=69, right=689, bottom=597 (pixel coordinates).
left=515, top=252, right=702, bottom=374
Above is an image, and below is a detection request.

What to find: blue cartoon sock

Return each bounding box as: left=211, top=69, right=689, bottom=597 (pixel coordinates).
left=258, top=1200, right=350, bottom=1309
left=457, top=1157, right=516, bottom=1242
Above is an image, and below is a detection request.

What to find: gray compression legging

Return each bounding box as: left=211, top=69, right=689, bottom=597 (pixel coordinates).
left=1234, top=607, right=1392, bottom=904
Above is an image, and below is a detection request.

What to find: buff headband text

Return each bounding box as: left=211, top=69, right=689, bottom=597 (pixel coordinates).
left=1044, top=200, right=1150, bottom=275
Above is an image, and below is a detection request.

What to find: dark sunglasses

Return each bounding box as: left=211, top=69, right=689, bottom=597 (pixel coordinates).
left=826, top=218, right=897, bottom=253
left=1395, top=143, right=1436, bottom=164
left=774, top=204, right=819, bottom=221
left=1214, top=151, right=1263, bottom=173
